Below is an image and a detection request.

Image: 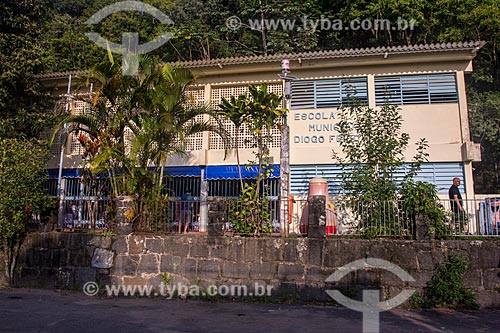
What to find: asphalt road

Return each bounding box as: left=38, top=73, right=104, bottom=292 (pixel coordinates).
left=1, top=288, right=499, bottom=333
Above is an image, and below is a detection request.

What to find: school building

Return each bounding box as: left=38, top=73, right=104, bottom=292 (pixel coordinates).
left=40, top=41, right=484, bottom=201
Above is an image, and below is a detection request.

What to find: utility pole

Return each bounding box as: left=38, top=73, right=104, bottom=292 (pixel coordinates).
left=278, top=60, right=296, bottom=236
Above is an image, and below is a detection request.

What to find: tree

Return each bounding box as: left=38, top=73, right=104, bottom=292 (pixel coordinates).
left=0, top=0, right=55, bottom=139
left=332, top=100, right=428, bottom=237
left=469, top=91, right=500, bottom=193
left=219, top=94, right=250, bottom=192
left=59, top=54, right=226, bottom=230
left=0, top=139, right=51, bottom=284
left=223, top=84, right=286, bottom=235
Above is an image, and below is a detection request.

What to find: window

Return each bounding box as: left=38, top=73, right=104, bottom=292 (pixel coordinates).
left=291, top=77, right=368, bottom=110
left=375, top=73, right=458, bottom=105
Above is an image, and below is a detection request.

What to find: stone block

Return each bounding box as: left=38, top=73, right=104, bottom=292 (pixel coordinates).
left=244, top=239, right=261, bottom=261
left=91, top=248, right=115, bottom=269
left=74, top=267, right=97, bottom=288
left=128, top=235, right=146, bottom=254
left=386, top=243, right=418, bottom=268
left=227, top=239, right=245, bottom=262
left=123, top=276, right=148, bottom=287
left=67, top=250, right=90, bottom=267
left=259, top=238, right=281, bottom=262
left=145, top=237, right=163, bottom=254
left=307, top=238, right=324, bottom=267
left=476, top=290, right=500, bottom=308
left=222, top=261, right=250, bottom=279
left=209, top=245, right=227, bottom=259
left=50, top=249, right=64, bottom=268
left=277, top=263, right=305, bottom=281
left=483, top=269, right=500, bottom=290
left=47, top=233, right=65, bottom=249
left=410, top=270, right=433, bottom=288
left=181, top=258, right=197, bottom=278
left=111, top=255, right=138, bottom=277
left=306, top=266, right=334, bottom=284
left=160, top=255, right=182, bottom=273
left=190, top=242, right=209, bottom=258
left=111, top=236, right=128, bottom=254
left=250, top=262, right=277, bottom=280
left=299, top=284, right=329, bottom=302
left=463, top=269, right=483, bottom=289
left=197, top=259, right=221, bottom=279
left=55, top=267, right=74, bottom=289
left=473, top=243, right=500, bottom=269
left=416, top=251, right=436, bottom=271
left=308, top=196, right=326, bottom=239
left=281, top=240, right=299, bottom=262
left=356, top=269, right=381, bottom=287
left=138, top=254, right=159, bottom=274
left=163, top=240, right=190, bottom=257
left=379, top=270, right=413, bottom=287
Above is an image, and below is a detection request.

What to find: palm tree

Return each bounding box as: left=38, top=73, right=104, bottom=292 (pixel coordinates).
left=55, top=55, right=227, bottom=230
left=218, top=94, right=248, bottom=193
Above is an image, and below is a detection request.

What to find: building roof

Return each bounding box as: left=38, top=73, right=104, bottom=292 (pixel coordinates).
left=35, top=41, right=485, bottom=80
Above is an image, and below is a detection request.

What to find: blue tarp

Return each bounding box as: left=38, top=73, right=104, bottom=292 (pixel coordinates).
left=47, top=164, right=280, bottom=180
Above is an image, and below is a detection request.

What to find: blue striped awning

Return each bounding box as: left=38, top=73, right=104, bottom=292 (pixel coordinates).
left=205, top=164, right=280, bottom=180
left=47, top=164, right=280, bottom=180
left=47, top=168, right=82, bottom=179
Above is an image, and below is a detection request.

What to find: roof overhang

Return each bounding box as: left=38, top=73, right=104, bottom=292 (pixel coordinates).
left=35, top=41, right=485, bottom=84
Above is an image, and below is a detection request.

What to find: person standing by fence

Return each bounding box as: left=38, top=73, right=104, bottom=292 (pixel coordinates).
left=179, top=189, right=194, bottom=234
left=449, top=177, right=467, bottom=233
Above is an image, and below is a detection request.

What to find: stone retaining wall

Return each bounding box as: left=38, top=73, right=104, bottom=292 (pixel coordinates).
left=14, top=232, right=500, bottom=307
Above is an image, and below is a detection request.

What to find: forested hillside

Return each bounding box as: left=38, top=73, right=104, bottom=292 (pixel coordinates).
left=1, top=0, right=499, bottom=192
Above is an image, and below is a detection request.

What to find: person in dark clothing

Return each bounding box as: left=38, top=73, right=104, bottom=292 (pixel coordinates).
left=449, top=178, right=463, bottom=213
left=448, top=178, right=466, bottom=233
left=179, top=189, right=194, bottom=233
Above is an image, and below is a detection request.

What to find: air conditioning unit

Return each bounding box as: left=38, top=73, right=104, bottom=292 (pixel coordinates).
left=461, top=142, right=481, bottom=162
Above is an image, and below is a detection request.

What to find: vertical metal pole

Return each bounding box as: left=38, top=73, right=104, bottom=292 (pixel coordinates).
left=78, top=83, right=93, bottom=227
left=280, top=68, right=291, bottom=237
left=57, top=74, right=72, bottom=228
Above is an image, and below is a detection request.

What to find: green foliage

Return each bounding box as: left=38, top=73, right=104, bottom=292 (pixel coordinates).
left=469, top=90, right=500, bottom=193
left=0, top=138, right=52, bottom=283
left=411, top=254, right=480, bottom=310
left=229, top=183, right=273, bottom=236
left=0, top=0, right=56, bottom=138
left=333, top=101, right=429, bottom=237
left=59, top=56, right=226, bottom=230
left=220, top=84, right=285, bottom=236
left=400, top=181, right=451, bottom=239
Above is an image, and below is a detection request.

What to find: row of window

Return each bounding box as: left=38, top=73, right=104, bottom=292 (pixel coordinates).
left=290, top=73, right=458, bottom=109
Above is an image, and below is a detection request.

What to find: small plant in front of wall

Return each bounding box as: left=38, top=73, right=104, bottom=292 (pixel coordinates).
left=410, top=254, right=479, bottom=310
left=161, top=272, right=170, bottom=286
left=229, top=182, right=273, bottom=236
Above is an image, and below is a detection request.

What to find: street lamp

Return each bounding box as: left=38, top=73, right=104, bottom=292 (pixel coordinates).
left=278, top=60, right=297, bottom=236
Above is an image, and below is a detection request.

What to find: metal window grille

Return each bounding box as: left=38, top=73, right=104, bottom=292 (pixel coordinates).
left=375, top=73, right=458, bottom=105
left=291, top=77, right=368, bottom=109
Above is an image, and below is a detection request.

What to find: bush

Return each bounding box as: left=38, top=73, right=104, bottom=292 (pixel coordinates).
left=411, top=254, right=479, bottom=310
left=0, top=138, right=51, bottom=284
left=400, top=181, right=451, bottom=239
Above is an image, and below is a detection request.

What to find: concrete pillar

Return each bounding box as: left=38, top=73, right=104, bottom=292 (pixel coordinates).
left=200, top=166, right=208, bottom=232
left=207, top=197, right=226, bottom=236
left=308, top=195, right=326, bottom=238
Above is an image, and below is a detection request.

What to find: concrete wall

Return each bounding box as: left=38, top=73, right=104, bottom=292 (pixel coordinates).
left=14, top=232, right=500, bottom=308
